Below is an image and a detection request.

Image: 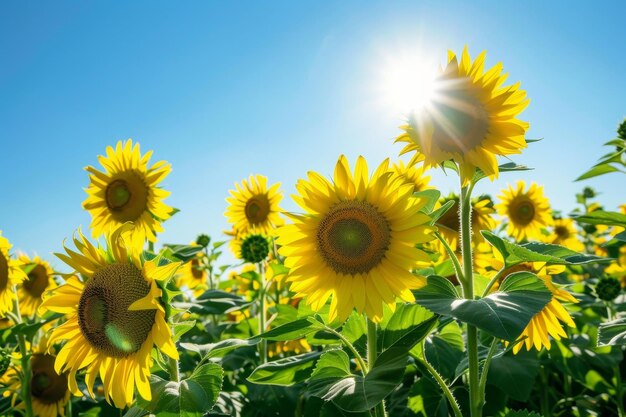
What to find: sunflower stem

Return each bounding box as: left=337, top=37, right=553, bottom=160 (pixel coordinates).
left=366, top=318, right=387, bottom=417
left=322, top=325, right=368, bottom=375
left=460, top=184, right=482, bottom=417
left=477, top=338, right=499, bottom=406
left=416, top=344, right=463, bottom=417
left=257, top=262, right=267, bottom=364
left=12, top=287, right=34, bottom=417
left=434, top=231, right=464, bottom=286
left=168, top=355, right=180, bottom=383
left=481, top=267, right=506, bottom=297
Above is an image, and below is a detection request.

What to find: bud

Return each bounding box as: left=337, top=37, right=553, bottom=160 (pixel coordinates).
left=595, top=276, right=621, bottom=301
left=617, top=118, right=626, bottom=141
left=196, top=234, right=211, bottom=248
left=240, top=234, right=270, bottom=264
left=582, top=187, right=596, bottom=199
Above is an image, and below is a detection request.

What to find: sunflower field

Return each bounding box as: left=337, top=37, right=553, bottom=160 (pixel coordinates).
left=2, top=41, right=626, bottom=417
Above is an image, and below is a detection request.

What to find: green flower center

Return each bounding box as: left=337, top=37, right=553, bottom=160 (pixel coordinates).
left=106, top=179, right=131, bottom=209
left=105, top=174, right=149, bottom=222
left=317, top=201, right=391, bottom=275
left=77, top=263, right=155, bottom=358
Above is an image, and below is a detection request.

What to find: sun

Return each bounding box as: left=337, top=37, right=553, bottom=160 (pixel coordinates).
left=378, top=48, right=439, bottom=116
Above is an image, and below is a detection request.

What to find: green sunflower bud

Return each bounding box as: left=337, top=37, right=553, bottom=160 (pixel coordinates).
left=595, top=276, right=622, bottom=301
left=196, top=234, right=211, bottom=248
left=240, top=234, right=270, bottom=264
left=617, top=118, right=626, bottom=141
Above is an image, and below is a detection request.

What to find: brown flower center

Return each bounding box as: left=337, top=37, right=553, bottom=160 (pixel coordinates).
left=30, top=353, right=68, bottom=405
left=317, top=201, right=391, bottom=275
left=509, top=198, right=536, bottom=226
left=429, top=82, right=489, bottom=154
left=0, top=252, right=8, bottom=291
left=77, top=263, right=155, bottom=357
left=245, top=195, right=270, bottom=225
left=24, top=264, right=49, bottom=298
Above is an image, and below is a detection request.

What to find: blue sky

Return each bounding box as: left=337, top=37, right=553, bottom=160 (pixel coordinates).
left=1, top=1, right=625, bottom=270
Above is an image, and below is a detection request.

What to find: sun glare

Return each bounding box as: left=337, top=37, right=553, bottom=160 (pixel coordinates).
left=379, top=50, right=439, bottom=117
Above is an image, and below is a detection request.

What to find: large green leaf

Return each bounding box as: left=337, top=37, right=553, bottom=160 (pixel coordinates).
left=137, top=363, right=223, bottom=417
left=380, top=303, right=434, bottom=350
left=424, top=321, right=465, bottom=381
left=308, top=316, right=438, bottom=412
left=487, top=351, right=540, bottom=401
left=181, top=290, right=250, bottom=315
left=482, top=231, right=609, bottom=267
left=576, top=163, right=623, bottom=181
left=256, top=317, right=325, bottom=341
left=413, top=273, right=552, bottom=341
left=180, top=338, right=259, bottom=358
left=598, top=317, right=626, bottom=346
left=161, top=244, right=205, bottom=262
left=341, top=312, right=367, bottom=356
left=473, top=162, right=532, bottom=183
left=248, top=351, right=322, bottom=386
left=573, top=210, right=626, bottom=227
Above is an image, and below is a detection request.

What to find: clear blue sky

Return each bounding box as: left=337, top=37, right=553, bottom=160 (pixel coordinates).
left=1, top=1, right=625, bottom=271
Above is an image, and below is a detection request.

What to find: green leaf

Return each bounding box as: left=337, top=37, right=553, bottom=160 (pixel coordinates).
left=248, top=351, right=322, bottom=386
left=341, top=313, right=367, bottom=356
left=414, top=189, right=442, bottom=213
left=573, top=210, right=626, bottom=227
left=413, top=273, right=552, bottom=341
left=171, top=320, right=196, bottom=342
left=575, top=163, right=622, bottom=181
left=473, top=162, right=532, bottom=182
left=137, top=363, right=223, bottom=417
left=162, top=244, right=204, bottom=262
left=257, top=318, right=325, bottom=341
left=429, top=200, right=456, bottom=224
left=487, top=351, right=540, bottom=401
left=598, top=317, right=626, bottom=346
left=310, top=317, right=438, bottom=412
left=424, top=321, right=465, bottom=380
left=482, top=231, right=609, bottom=266
left=380, top=303, right=434, bottom=350
left=180, top=338, right=259, bottom=358
left=185, top=290, right=249, bottom=314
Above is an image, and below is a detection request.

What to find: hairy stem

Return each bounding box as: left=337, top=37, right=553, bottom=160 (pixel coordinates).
left=367, top=318, right=387, bottom=417
left=416, top=345, right=463, bottom=417
left=257, top=262, right=267, bottom=364
left=460, top=184, right=482, bottom=417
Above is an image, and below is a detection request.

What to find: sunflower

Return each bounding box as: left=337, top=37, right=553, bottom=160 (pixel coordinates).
left=225, top=175, right=284, bottom=235
left=496, top=181, right=553, bottom=242
left=477, top=249, right=577, bottom=353
left=0, top=231, right=27, bottom=317
left=542, top=218, right=585, bottom=252
left=17, top=254, right=56, bottom=317
left=82, top=139, right=173, bottom=247
left=39, top=227, right=180, bottom=408
left=509, top=264, right=576, bottom=354
left=395, top=46, right=530, bottom=184
left=277, top=155, right=435, bottom=322
left=1, top=338, right=70, bottom=417
left=435, top=194, right=496, bottom=250
left=391, top=160, right=432, bottom=192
